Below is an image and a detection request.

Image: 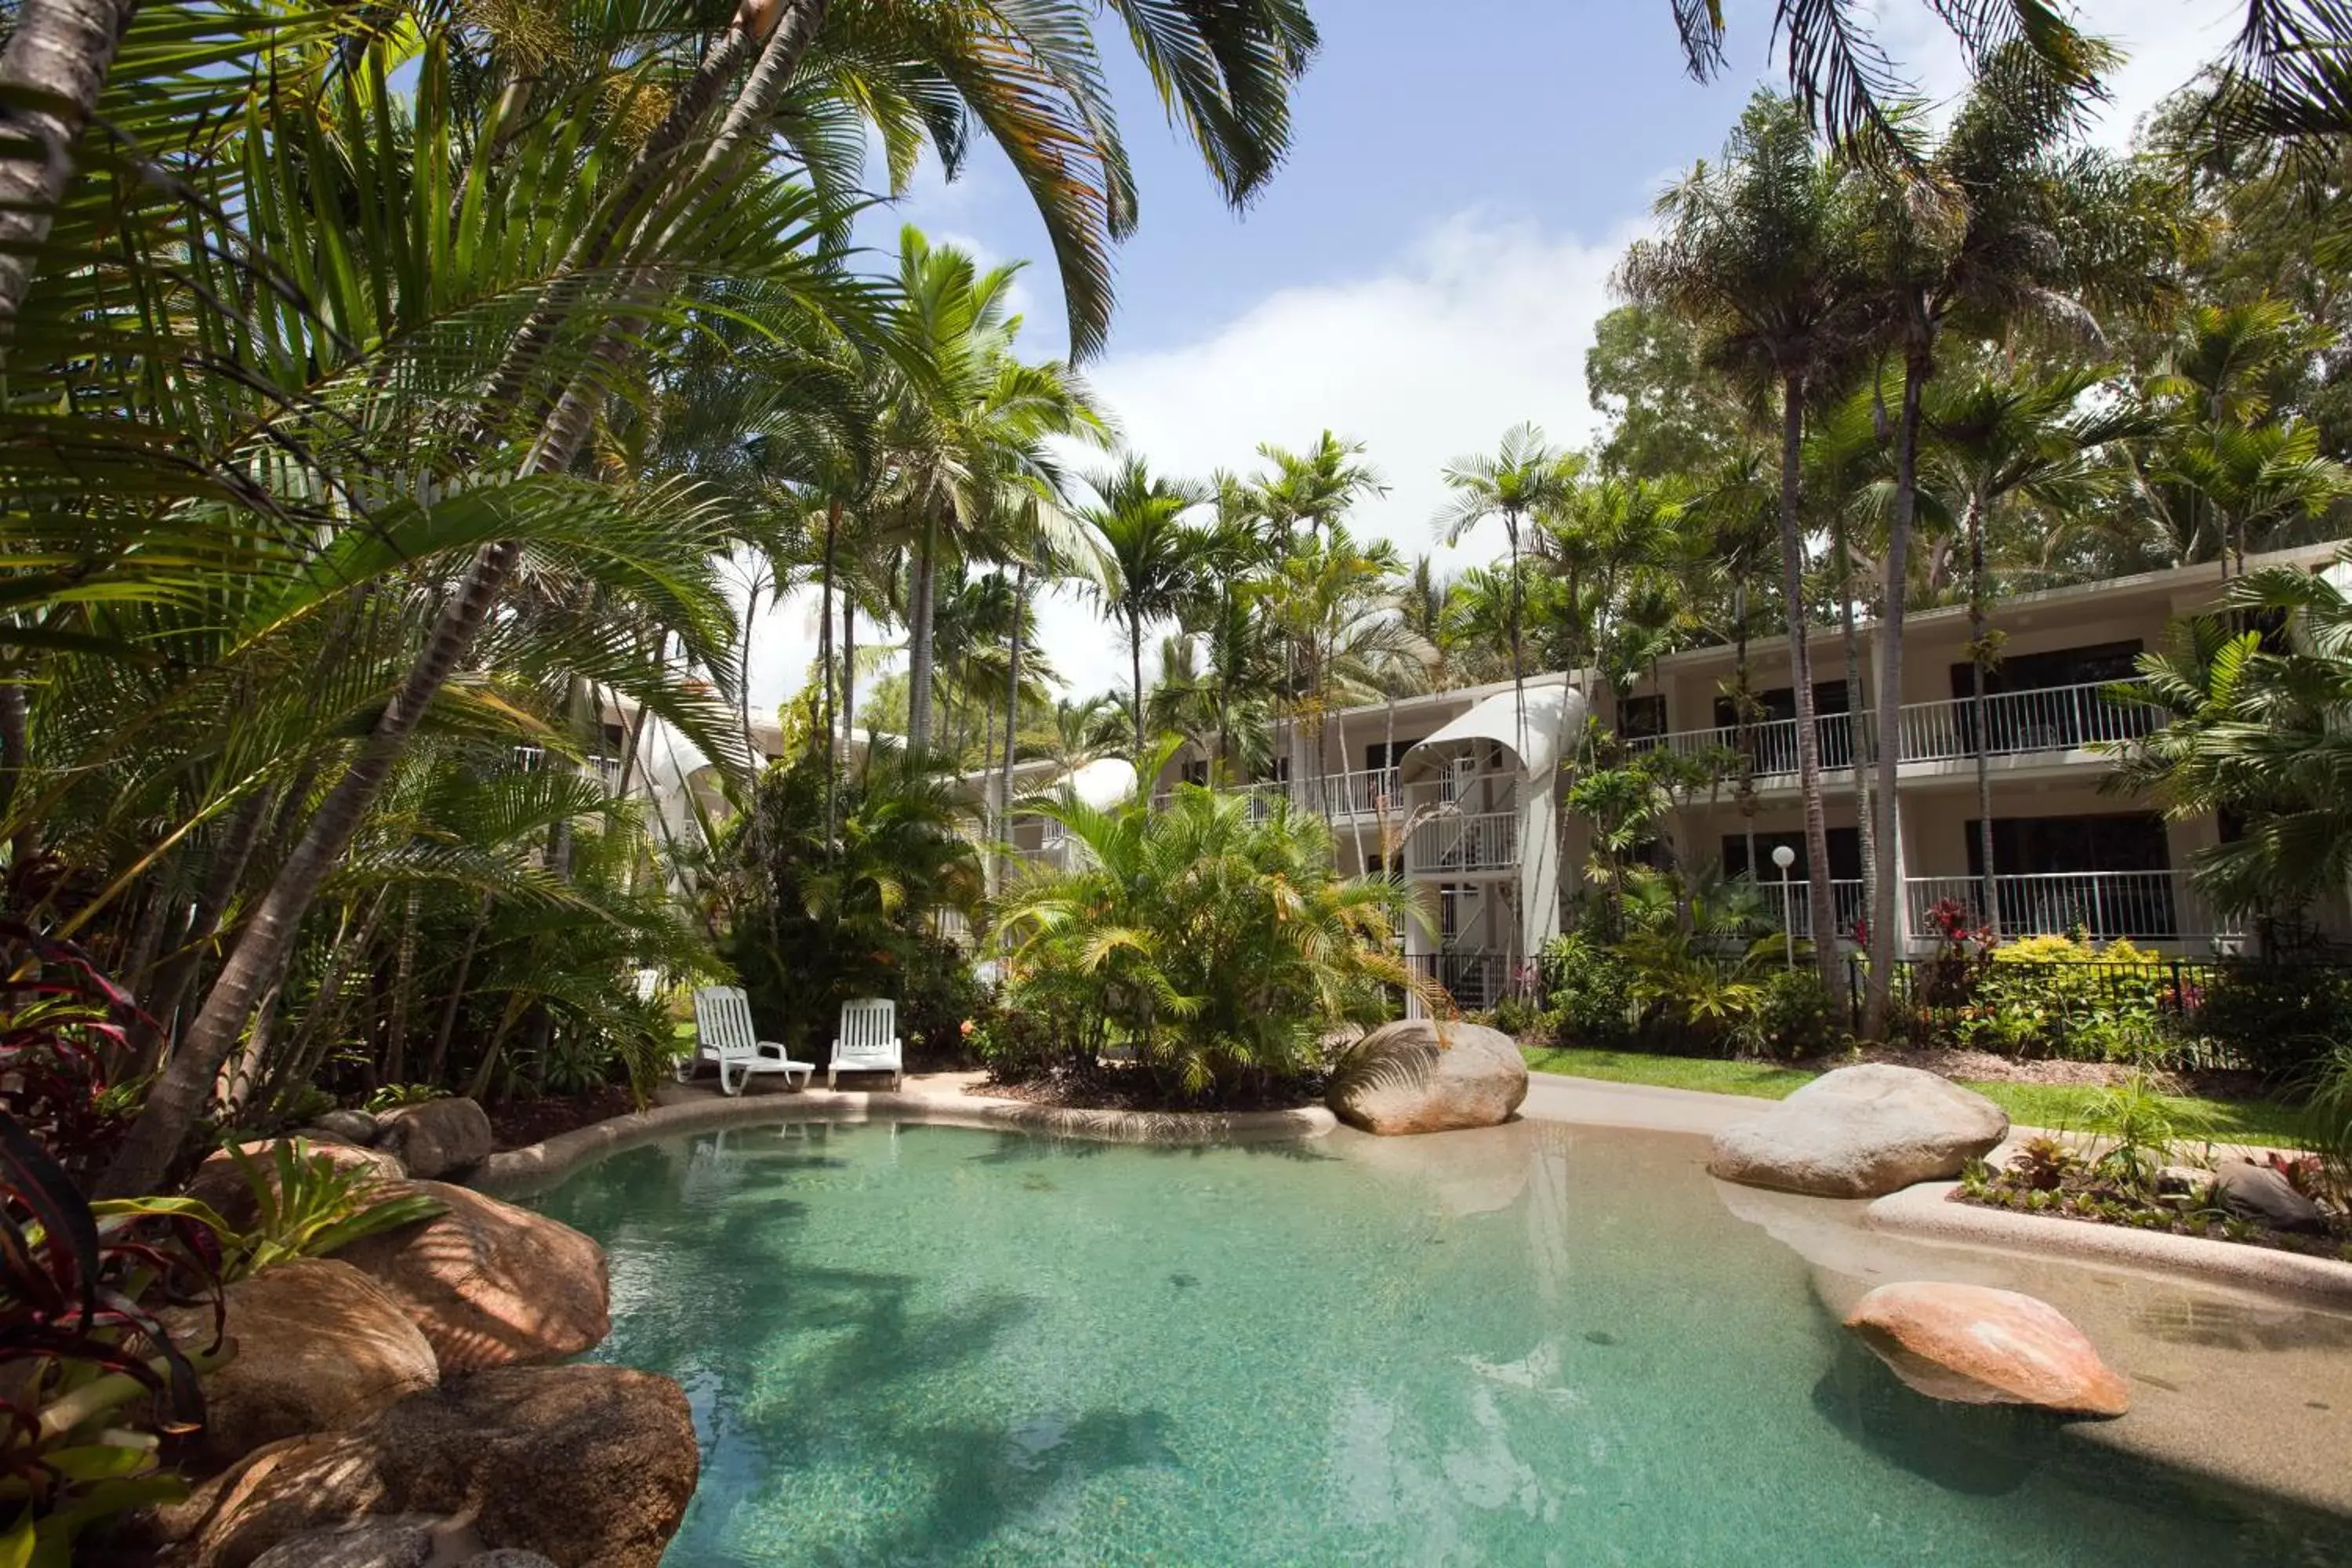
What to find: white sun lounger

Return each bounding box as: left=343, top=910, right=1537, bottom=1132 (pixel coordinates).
left=684, top=985, right=813, bottom=1095
left=829, top=997, right=903, bottom=1089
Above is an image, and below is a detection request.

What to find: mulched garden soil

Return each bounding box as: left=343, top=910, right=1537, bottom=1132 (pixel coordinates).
left=1825, top=1043, right=2270, bottom=1100
left=1952, top=1174, right=2352, bottom=1261
left=486, top=1085, right=640, bottom=1151
left=975, top=1070, right=1323, bottom=1116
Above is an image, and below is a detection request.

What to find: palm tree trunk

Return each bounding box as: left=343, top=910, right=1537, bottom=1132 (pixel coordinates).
left=0, top=0, right=141, bottom=328
left=1734, top=579, right=1757, bottom=881
left=1838, top=523, right=1875, bottom=956
left=907, top=515, right=941, bottom=752
left=96, top=0, right=839, bottom=1199
left=0, top=678, right=34, bottom=866
left=426, top=893, right=492, bottom=1087
left=996, top=560, right=1027, bottom=903
left=1864, top=348, right=1927, bottom=1040
left=130, top=782, right=274, bottom=1075
left=1130, top=608, right=1147, bottom=760
left=818, top=500, right=840, bottom=831
left=1965, top=489, right=1998, bottom=937
left=840, top=590, right=857, bottom=746
left=1776, top=372, right=1844, bottom=1017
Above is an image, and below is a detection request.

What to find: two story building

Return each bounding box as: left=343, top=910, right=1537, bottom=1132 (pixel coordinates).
left=1003, top=542, right=2350, bottom=1011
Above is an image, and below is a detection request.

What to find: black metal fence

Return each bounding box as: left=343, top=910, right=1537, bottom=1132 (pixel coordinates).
left=1849, top=953, right=2352, bottom=1071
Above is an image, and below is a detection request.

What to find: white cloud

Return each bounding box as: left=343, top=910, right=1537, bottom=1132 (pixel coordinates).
left=1872, top=0, right=2240, bottom=145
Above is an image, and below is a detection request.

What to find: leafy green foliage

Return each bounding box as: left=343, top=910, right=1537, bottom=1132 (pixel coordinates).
left=0, top=1111, right=227, bottom=1563
left=220, top=1142, right=443, bottom=1283
left=716, top=731, right=984, bottom=1061
left=996, top=775, right=1421, bottom=1100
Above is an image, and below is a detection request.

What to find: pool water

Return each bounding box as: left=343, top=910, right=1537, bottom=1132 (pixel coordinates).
left=535, top=1120, right=2352, bottom=1565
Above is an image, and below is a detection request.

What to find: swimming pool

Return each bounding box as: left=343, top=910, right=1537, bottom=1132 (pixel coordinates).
left=534, top=1117, right=2352, bottom=1564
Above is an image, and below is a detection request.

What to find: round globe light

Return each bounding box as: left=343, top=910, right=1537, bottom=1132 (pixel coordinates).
left=1769, top=844, right=1797, bottom=870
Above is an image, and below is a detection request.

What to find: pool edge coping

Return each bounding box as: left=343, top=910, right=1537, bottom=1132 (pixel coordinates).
left=1864, top=1181, right=2352, bottom=1310
left=473, top=1082, right=1337, bottom=1198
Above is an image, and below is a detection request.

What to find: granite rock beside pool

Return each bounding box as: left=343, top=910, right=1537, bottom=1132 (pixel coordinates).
left=1708, top=1064, right=2008, bottom=1197
left=1326, top=1019, right=1527, bottom=1134
left=1844, top=1280, right=2131, bottom=1417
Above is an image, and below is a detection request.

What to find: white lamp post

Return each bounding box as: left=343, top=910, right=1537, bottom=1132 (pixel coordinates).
left=1771, top=844, right=1798, bottom=971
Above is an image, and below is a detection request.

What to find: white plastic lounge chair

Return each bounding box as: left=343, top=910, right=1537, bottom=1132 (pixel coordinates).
left=684, top=985, right=813, bottom=1095
left=829, top=998, right=903, bottom=1089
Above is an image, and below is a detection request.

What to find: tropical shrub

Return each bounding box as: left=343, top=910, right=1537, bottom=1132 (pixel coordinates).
left=1955, top=935, right=2176, bottom=1062
left=996, top=782, right=1421, bottom=1100
left=0, top=927, right=143, bottom=1185
left=1744, top=967, right=1842, bottom=1062
left=1536, top=931, right=1637, bottom=1050
left=717, top=735, right=985, bottom=1060
left=0, top=1111, right=227, bottom=1562
left=220, top=1142, right=444, bottom=1283
left=2195, top=964, right=2352, bottom=1080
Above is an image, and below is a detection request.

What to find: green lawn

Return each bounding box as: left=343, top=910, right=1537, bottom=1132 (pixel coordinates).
left=1521, top=1045, right=2316, bottom=1149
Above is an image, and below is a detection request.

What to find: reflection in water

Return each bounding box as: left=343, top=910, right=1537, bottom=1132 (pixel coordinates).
left=538, top=1120, right=2352, bottom=1566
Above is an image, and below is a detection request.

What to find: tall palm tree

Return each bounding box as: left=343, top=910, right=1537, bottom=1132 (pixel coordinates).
left=92, top=0, right=1321, bottom=1196
left=1924, top=365, right=2154, bottom=931
left=1838, top=44, right=2151, bottom=1035
left=1436, top=423, right=1577, bottom=757
left=1083, top=457, right=1208, bottom=760
left=1252, top=431, right=1385, bottom=546
left=1617, top=91, right=1869, bottom=1014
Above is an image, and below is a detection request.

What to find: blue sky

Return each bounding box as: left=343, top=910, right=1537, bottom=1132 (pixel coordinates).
left=746, top=0, right=2241, bottom=716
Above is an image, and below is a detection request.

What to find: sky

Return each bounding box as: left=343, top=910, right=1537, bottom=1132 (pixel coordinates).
left=737, top=0, right=2249, bottom=722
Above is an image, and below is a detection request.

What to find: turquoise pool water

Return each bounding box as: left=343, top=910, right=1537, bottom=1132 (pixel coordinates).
left=535, top=1120, right=2350, bottom=1565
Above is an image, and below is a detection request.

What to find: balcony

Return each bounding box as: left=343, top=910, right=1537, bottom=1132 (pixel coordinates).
left=1404, top=810, right=1519, bottom=874
left=1407, top=949, right=1518, bottom=1011
left=1626, top=677, right=2161, bottom=779
left=1760, top=877, right=1869, bottom=942
left=1904, top=871, right=2241, bottom=944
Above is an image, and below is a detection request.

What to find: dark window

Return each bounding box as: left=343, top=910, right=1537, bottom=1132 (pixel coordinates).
left=1722, top=828, right=1861, bottom=882
left=1711, top=682, right=1852, bottom=771
left=1965, top=812, right=2169, bottom=877
left=1181, top=758, right=1210, bottom=787
left=598, top=721, right=626, bottom=752
left=1363, top=739, right=1421, bottom=772
left=1618, top=694, right=1667, bottom=739
left=1947, top=640, right=2143, bottom=701
left=1963, top=811, right=2174, bottom=938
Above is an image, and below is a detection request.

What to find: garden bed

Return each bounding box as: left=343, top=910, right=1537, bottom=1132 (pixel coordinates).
left=1955, top=1139, right=2350, bottom=1262
left=974, top=1066, right=1324, bottom=1116
left=485, top=1086, right=641, bottom=1151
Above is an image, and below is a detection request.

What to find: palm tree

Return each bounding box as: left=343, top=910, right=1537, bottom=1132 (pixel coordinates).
left=89, top=0, right=1323, bottom=1196
left=1838, top=44, right=2151, bottom=1036
left=870, top=229, right=1103, bottom=757
left=1083, top=457, right=1208, bottom=760
left=1924, top=365, right=2154, bottom=931
left=1436, top=423, right=1577, bottom=757
left=1252, top=431, right=1386, bottom=546
left=1617, top=91, right=1870, bottom=1015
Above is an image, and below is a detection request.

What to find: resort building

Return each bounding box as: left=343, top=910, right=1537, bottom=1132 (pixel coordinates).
left=1001, top=543, right=2351, bottom=1010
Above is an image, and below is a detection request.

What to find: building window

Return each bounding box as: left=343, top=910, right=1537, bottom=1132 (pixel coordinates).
left=1947, top=640, right=2142, bottom=700
left=1362, top=739, right=1421, bottom=772
left=1711, top=681, right=1853, bottom=769
left=1722, top=829, right=1861, bottom=882
left=1618, top=694, right=1666, bottom=739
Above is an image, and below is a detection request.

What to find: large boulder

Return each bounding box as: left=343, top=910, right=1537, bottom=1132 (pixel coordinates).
left=1843, top=1281, right=2131, bottom=1417
left=1327, top=1020, right=1527, bottom=1136
left=177, top=1364, right=699, bottom=1568
left=158, top=1258, right=438, bottom=1469
left=336, top=1181, right=609, bottom=1372
left=183, top=1140, right=409, bottom=1231
left=312, top=1109, right=383, bottom=1146
left=2212, top=1159, right=2330, bottom=1235
left=1707, top=1064, right=2007, bottom=1198
left=247, top=1519, right=435, bottom=1568
left=373, top=1098, right=495, bottom=1181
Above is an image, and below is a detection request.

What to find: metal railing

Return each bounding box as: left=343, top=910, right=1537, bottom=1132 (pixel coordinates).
left=1625, top=677, right=2156, bottom=777
left=1896, top=678, right=2161, bottom=764
left=1405, top=810, right=1519, bottom=873
left=1408, top=950, right=1519, bottom=1012
left=1904, top=870, right=2241, bottom=942
left=1764, top=877, right=1868, bottom=941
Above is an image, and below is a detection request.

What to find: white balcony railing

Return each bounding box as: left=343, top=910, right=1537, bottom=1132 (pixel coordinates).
left=1895, top=679, right=2162, bottom=764
left=1762, top=877, right=1868, bottom=942
left=1406, top=810, right=1519, bottom=874
left=1626, top=677, right=2156, bottom=777
left=1904, top=870, right=2241, bottom=943
left=1409, top=949, right=1518, bottom=1011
